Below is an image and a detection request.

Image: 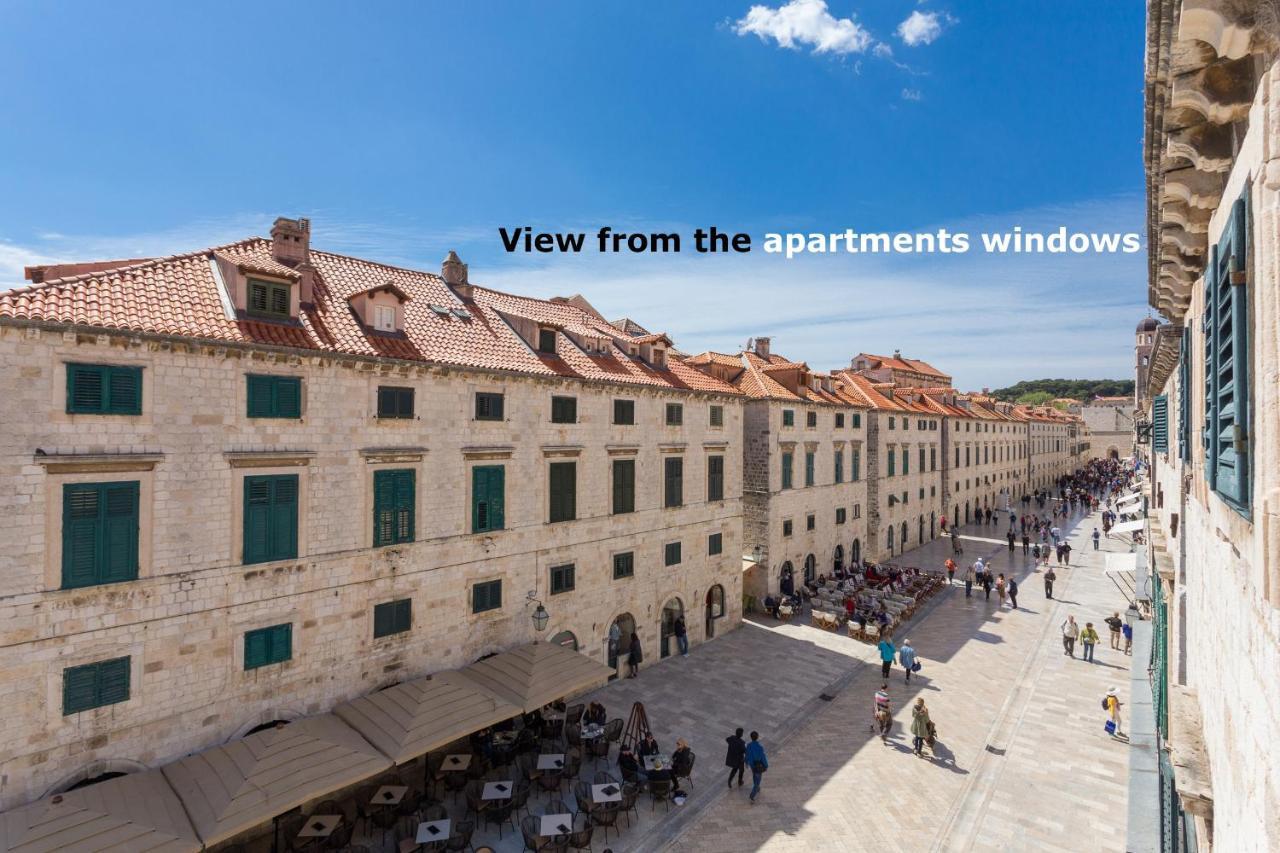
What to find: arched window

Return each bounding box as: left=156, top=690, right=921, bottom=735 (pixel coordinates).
left=549, top=630, right=578, bottom=651
left=803, top=554, right=816, bottom=583
left=851, top=538, right=861, bottom=564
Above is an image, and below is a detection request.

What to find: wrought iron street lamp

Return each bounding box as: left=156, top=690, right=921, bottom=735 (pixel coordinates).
left=525, top=592, right=550, bottom=633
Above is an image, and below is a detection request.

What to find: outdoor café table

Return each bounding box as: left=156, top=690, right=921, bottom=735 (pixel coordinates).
left=481, top=780, right=515, bottom=801
left=590, top=783, right=622, bottom=804
left=536, top=753, right=565, bottom=771
left=539, top=814, right=574, bottom=837
left=297, top=814, right=342, bottom=839
left=371, top=785, right=408, bottom=807
left=442, top=753, right=472, bottom=771
left=416, top=818, right=452, bottom=844
left=642, top=755, right=671, bottom=771
left=581, top=724, right=605, bottom=740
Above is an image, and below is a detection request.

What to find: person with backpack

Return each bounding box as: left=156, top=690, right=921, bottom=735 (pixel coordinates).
left=1080, top=622, right=1100, bottom=662
left=910, top=698, right=934, bottom=757
left=724, top=727, right=746, bottom=789
left=1092, top=527, right=1101, bottom=550
left=745, top=731, right=768, bottom=803
left=963, top=560, right=976, bottom=598
left=628, top=631, right=643, bottom=678
left=899, top=638, right=918, bottom=683
left=1122, top=621, right=1133, bottom=656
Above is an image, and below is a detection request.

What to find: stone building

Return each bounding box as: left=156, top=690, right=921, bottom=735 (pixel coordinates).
left=943, top=394, right=1028, bottom=526
left=0, top=219, right=746, bottom=809
left=1140, top=3, right=1280, bottom=849
left=686, top=338, right=870, bottom=602
left=1081, top=393, right=1136, bottom=462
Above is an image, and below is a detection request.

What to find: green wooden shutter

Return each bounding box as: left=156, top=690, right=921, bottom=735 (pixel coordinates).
left=373, top=470, right=395, bottom=545
left=393, top=471, right=414, bottom=542
left=1179, top=327, right=1192, bottom=462
left=550, top=462, right=575, bottom=522
left=472, top=466, right=505, bottom=532
left=243, top=475, right=297, bottom=564
left=270, top=476, right=298, bottom=559
left=244, top=628, right=269, bottom=669
left=62, top=664, right=100, bottom=715
left=275, top=378, right=301, bottom=418
left=805, top=452, right=815, bottom=486
left=62, top=482, right=138, bottom=588
left=707, top=456, right=724, bottom=501
left=243, top=477, right=272, bottom=564
left=67, top=365, right=105, bottom=413
left=247, top=375, right=273, bottom=417
left=106, top=367, right=142, bottom=414
left=612, top=459, right=635, bottom=514
left=1152, top=395, right=1168, bottom=453
left=902, top=449, right=909, bottom=476
left=97, top=657, right=131, bottom=706
left=781, top=452, right=793, bottom=489
left=62, top=485, right=102, bottom=588
left=852, top=450, right=860, bottom=481
left=834, top=451, right=843, bottom=483
left=1215, top=196, right=1250, bottom=509
left=101, top=482, right=139, bottom=583
left=1203, top=245, right=1219, bottom=490
left=665, top=457, right=683, bottom=507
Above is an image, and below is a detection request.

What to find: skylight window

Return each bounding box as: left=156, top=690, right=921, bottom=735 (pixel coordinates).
left=429, top=304, right=452, bottom=316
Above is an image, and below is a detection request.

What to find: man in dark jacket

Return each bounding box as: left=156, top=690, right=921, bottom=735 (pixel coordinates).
left=724, top=727, right=746, bottom=788
left=628, top=632, right=643, bottom=678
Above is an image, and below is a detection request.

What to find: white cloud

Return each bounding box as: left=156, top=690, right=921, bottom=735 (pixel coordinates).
left=901, top=88, right=923, bottom=101
left=897, top=10, right=953, bottom=46
left=734, top=0, right=874, bottom=55
left=872, top=42, right=894, bottom=58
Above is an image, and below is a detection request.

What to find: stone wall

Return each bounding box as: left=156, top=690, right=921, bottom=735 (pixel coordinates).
left=0, top=326, right=744, bottom=808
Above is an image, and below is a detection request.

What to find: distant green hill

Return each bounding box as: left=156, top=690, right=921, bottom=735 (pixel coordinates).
left=990, top=379, right=1134, bottom=405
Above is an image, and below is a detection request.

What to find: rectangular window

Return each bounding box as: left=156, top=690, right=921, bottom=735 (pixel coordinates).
left=475, top=392, right=504, bottom=421
left=1203, top=193, right=1251, bottom=512
left=904, top=419, right=910, bottom=431
left=930, top=448, right=937, bottom=471
left=376, top=386, right=414, bottom=419
left=707, top=455, right=725, bottom=502
left=664, top=457, right=684, bottom=508
left=852, top=413, right=861, bottom=428
left=804, top=451, right=815, bottom=487
left=242, top=474, right=298, bottom=565
left=62, top=657, right=131, bottom=715
left=852, top=449, right=861, bottom=481
left=782, top=410, right=795, bottom=427
left=888, top=417, right=895, bottom=430
left=613, top=399, right=635, bottom=425
left=665, top=403, right=683, bottom=425
left=549, top=462, right=577, bottom=522
left=247, top=278, right=292, bottom=319
left=834, top=450, right=844, bottom=484
left=538, top=328, right=557, bottom=353
left=888, top=450, right=896, bottom=477
left=66, top=363, right=142, bottom=415
left=781, top=452, right=794, bottom=489
left=902, top=448, right=909, bottom=476
left=61, top=481, right=139, bottom=589
left=1152, top=394, right=1169, bottom=454
left=551, top=396, right=577, bottom=423
left=709, top=404, right=724, bottom=427
left=783, top=519, right=793, bottom=537
left=806, top=411, right=817, bottom=428
left=550, top=563, right=576, bottom=595
left=613, top=551, right=635, bottom=579
left=373, top=469, right=415, bottom=546
left=244, top=623, right=292, bottom=670
left=611, top=459, right=636, bottom=514
left=836, top=507, right=846, bottom=525
left=707, top=533, right=723, bottom=555
left=472, top=579, right=502, bottom=613
left=472, top=465, right=505, bottom=532
left=373, top=304, right=396, bottom=332
left=664, top=541, right=682, bottom=566
left=373, top=598, right=412, bottom=638
left=246, top=374, right=301, bottom=418
left=1179, top=327, right=1192, bottom=462
left=919, top=448, right=926, bottom=472
left=853, top=504, right=861, bottom=519
left=806, top=513, right=815, bottom=531
left=835, top=413, right=845, bottom=428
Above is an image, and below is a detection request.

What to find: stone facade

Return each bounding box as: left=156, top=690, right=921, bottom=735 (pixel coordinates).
left=1142, top=5, right=1280, bottom=849
left=1082, top=398, right=1135, bottom=462
left=0, top=324, right=744, bottom=809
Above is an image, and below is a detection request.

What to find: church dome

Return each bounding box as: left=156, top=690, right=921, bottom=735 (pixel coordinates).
left=1136, top=317, right=1159, bottom=333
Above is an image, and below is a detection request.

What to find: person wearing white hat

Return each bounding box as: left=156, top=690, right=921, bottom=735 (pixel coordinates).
left=1104, top=687, right=1123, bottom=736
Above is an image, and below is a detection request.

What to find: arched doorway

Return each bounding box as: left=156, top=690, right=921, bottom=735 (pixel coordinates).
left=607, top=612, right=636, bottom=681
left=779, top=561, right=795, bottom=597
left=1109, top=448, right=1120, bottom=460
left=705, top=585, right=725, bottom=640
left=930, top=511, right=936, bottom=539
left=803, top=554, right=816, bottom=584
left=851, top=538, right=861, bottom=565
left=549, top=629, right=578, bottom=650
left=660, top=598, right=684, bottom=659
left=832, top=545, right=843, bottom=574
left=964, top=503, right=971, bottom=524
left=900, top=521, right=908, bottom=550
left=918, top=515, right=924, bottom=545
left=887, top=526, right=894, bottom=555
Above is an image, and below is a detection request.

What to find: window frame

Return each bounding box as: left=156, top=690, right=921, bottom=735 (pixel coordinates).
left=472, top=579, right=503, bottom=613
left=707, top=532, right=723, bottom=556
left=61, top=480, right=140, bottom=589
left=246, top=278, right=292, bottom=320
left=550, top=562, right=576, bottom=595
left=613, top=399, right=636, bottom=425
left=613, top=551, right=635, bottom=580
left=373, top=598, right=413, bottom=638
left=62, top=656, right=131, bottom=715
left=372, top=468, right=415, bottom=547
left=66, top=363, right=143, bottom=415
left=548, top=461, right=577, bottom=523
left=376, top=386, right=414, bottom=419
left=664, top=541, right=682, bottom=566
left=664, top=456, right=684, bottom=508
left=475, top=392, right=505, bottom=421
left=550, top=395, right=578, bottom=424
left=246, top=374, right=302, bottom=419
left=244, top=623, right=292, bottom=670
left=665, top=402, right=684, bottom=426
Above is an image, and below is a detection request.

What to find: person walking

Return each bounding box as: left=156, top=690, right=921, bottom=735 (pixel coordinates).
left=1008, top=577, right=1019, bottom=609
left=1104, top=688, right=1123, bottom=737
left=982, top=570, right=994, bottom=601
left=1061, top=615, right=1079, bottom=657
left=910, top=698, right=933, bottom=757
left=1022, top=533, right=1030, bottom=555
left=1044, top=567, right=1057, bottom=599
left=1006, top=530, right=1015, bottom=553
left=1105, top=612, right=1123, bottom=650
left=899, top=638, right=917, bottom=683
left=674, top=614, right=689, bottom=657
left=627, top=631, right=643, bottom=678
left=1062, top=541, right=1072, bottom=566
left=1123, top=621, right=1133, bottom=656
left=1080, top=622, right=1100, bottom=662
left=745, top=731, right=768, bottom=803
left=995, top=573, right=1007, bottom=607
left=945, top=557, right=956, bottom=585
left=1092, top=527, right=1101, bottom=550
left=963, top=561, right=975, bottom=598
left=878, top=635, right=896, bottom=679
left=724, top=727, right=746, bottom=789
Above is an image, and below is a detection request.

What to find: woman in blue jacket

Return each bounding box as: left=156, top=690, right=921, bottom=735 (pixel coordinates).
left=744, top=731, right=768, bottom=803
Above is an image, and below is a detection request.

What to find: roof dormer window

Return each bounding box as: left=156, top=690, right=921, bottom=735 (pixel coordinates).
left=248, top=278, right=292, bottom=319
left=373, top=305, right=396, bottom=332
left=538, top=328, right=557, bottom=353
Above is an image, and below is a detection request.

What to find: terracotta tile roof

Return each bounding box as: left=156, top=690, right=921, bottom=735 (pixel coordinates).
left=0, top=237, right=739, bottom=397
left=686, top=348, right=866, bottom=407
left=854, top=352, right=950, bottom=379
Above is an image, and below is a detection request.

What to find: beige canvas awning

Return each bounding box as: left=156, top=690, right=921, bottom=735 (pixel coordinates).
left=0, top=768, right=199, bottom=853
left=333, top=671, right=521, bottom=764
left=456, top=641, right=614, bottom=713
left=161, top=713, right=391, bottom=847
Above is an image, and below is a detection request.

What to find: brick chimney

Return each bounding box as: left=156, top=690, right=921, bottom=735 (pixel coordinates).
left=442, top=250, right=472, bottom=299
left=893, top=348, right=902, bottom=360
left=271, top=217, right=310, bottom=265
left=753, top=336, right=771, bottom=358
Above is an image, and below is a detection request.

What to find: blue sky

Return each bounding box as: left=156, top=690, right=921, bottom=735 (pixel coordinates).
left=0, top=1, right=1147, bottom=389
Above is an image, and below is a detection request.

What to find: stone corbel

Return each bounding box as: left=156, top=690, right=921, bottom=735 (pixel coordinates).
left=1179, top=0, right=1258, bottom=62
left=33, top=450, right=164, bottom=474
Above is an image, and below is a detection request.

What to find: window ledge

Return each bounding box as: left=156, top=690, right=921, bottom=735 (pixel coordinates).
left=462, top=445, right=514, bottom=460
left=542, top=445, right=584, bottom=458
left=658, top=443, right=687, bottom=453
left=702, top=440, right=730, bottom=450
left=34, top=450, right=163, bottom=473
left=360, top=447, right=428, bottom=463
left=223, top=450, right=316, bottom=468
left=606, top=444, right=640, bottom=456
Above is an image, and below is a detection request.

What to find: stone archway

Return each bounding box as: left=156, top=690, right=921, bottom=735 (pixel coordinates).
left=607, top=611, right=637, bottom=680
left=549, top=629, right=578, bottom=650
left=229, top=708, right=306, bottom=741
left=851, top=538, right=861, bottom=565
left=779, top=561, right=795, bottom=597
left=705, top=585, right=725, bottom=640
left=660, top=597, right=684, bottom=659
left=887, top=526, right=895, bottom=555
left=833, top=544, right=844, bottom=574
left=44, top=758, right=151, bottom=798
left=803, top=554, right=817, bottom=584
left=930, top=511, right=937, bottom=539
left=900, top=521, right=908, bottom=550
